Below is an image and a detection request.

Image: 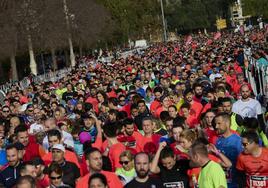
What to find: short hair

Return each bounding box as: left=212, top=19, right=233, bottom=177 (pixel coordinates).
left=137, top=99, right=146, bottom=105
left=173, top=116, right=186, bottom=127
left=193, top=83, right=202, bottom=90
left=160, top=111, right=170, bottom=122
left=47, top=162, right=63, bottom=176
left=47, top=129, right=62, bottom=140
left=88, top=173, right=108, bottom=186
left=181, top=102, right=191, bottom=110
left=16, top=175, right=36, bottom=188
left=190, top=142, right=208, bottom=157
left=6, top=143, right=18, bottom=151
left=14, top=125, right=28, bottom=135
left=154, top=86, right=163, bottom=94
left=108, top=97, right=118, bottom=106
left=220, top=97, right=232, bottom=104
left=20, top=161, right=35, bottom=175
left=160, top=146, right=174, bottom=160
left=241, top=131, right=259, bottom=144
left=142, top=117, right=153, bottom=124
left=85, top=147, right=101, bottom=160
left=180, top=129, right=197, bottom=142
left=103, top=122, right=118, bottom=138
left=123, top=118, right=134, bottom=126
left=214, top=112, right=231, bottom=125
left=168, top=105, right=177, bottom=111
left=120, top=150, right=133, bottom=161
left=134, top=152, right=149, bottom=163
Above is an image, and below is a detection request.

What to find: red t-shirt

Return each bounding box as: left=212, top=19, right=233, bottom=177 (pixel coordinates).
left=236, top=148, right=268, bottom=188
left=76, top=170, right=123, bottom=188
left=109, top=142, right=126, bottom=171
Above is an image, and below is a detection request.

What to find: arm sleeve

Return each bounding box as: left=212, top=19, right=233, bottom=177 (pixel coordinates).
left=257, top=114, right=266, bottom=133
left=73, top=164, right=81, bottom=179
left=235, top=114, right=244, bottom=126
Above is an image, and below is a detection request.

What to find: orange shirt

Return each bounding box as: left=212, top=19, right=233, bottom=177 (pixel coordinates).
left=76, top=170, right=123, bottom=188
left=150, top=100, right=161, bottom=114
left=140, top=134, right=161, bottom=151
left=109, top=142, right=126, bottom=171
left=186, top=101, right=203, bottom=128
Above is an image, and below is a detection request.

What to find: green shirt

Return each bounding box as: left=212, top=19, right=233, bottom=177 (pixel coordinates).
left=198, top=161, right=227, bottom=188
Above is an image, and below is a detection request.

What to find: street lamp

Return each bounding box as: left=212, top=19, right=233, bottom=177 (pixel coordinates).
left=160, top=0, right=167, bottom=42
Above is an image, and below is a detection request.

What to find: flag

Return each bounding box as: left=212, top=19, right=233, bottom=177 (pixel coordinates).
left=213, top=32, right=221, bottom=40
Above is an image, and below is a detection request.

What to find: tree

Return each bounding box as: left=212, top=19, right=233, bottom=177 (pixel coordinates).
left=242, top=0, right=268, bottom=19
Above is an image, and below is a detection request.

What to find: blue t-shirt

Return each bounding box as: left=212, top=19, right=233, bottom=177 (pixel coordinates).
left=0, top=150, right=7, bottom=166
left=216, top=134, right=242, bottom=188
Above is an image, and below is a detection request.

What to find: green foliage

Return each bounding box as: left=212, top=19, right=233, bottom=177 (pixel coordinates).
left=165, top=0, right=236, bottom=32
left=242, top=0, right=268, bottom=18
left=97, top=0, right=161, bottom=43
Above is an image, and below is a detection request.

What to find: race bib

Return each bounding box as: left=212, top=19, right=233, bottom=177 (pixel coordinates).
left=249, top=176, right=268, bottom=188
left=163, top=181, right=184, bottom=188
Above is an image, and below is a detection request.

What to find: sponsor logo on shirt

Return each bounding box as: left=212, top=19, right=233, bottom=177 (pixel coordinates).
left=163, top=181, right=184, bottom=188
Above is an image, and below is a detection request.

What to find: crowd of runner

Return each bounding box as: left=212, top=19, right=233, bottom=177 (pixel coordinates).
left=0, top=27, right=267, bottom=188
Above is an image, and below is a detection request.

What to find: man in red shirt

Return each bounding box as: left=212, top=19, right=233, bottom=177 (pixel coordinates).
left=41, top=129, right=80, bottom=170
left=14, top=125, right=45, bottom=161
left=121, top=118, right=143, bottom=152
left=150, top=87, right=164, bottom=115
left=102, top=122, right=126, bottom=171
left=140, top=117, right=161, bottom=151
left=237, top=131, right=268, bottom=188
left=76, top=147, right=123, bottom=188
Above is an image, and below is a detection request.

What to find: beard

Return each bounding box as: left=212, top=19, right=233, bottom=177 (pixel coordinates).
left=136, top=169, right=149, bottom=179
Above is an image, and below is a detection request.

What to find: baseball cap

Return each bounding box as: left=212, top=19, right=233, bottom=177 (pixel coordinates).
left=214, top=73, right=222, bottom=78
left=51, top=144, right=65, bottom=152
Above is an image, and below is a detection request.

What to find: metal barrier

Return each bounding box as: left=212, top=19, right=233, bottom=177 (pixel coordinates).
left=244, top=53, right=268, bottom=102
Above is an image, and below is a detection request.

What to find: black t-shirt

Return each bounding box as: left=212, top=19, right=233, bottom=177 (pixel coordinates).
left=125, top=177, right=164, bottom=188
left=61, top=161, right=80, bottom=187
left=159, top=160, right=190, bottom=188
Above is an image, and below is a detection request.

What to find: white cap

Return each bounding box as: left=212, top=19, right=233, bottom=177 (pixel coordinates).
left=29, top=124, right=44, bottom=134
left=52, top=144, right=65, bottom=152
left=215, top=73, right=222, bottom=78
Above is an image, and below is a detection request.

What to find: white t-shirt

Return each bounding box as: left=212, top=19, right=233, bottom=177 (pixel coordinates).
left=232, top=98, right=262, bottom=118
left=42, top=130, right=74, bottom=150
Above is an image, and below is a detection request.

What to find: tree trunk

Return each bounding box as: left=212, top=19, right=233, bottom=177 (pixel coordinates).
left=10, top=53, right=18, bottom=81
left=51, top=47, right=57, bottom=71
left=63, top=0, right=75, bottom=67
left=64, top=49, right=70, bottom=67
left=28, top=34, right=37, bottom=75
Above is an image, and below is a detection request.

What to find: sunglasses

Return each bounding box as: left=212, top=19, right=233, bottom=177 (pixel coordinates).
left=50, top=175, right=62, bottom=180
left=242, top=142, right=250, bottom=147
left=2, top=110, right=9, bottom=113
left=119, top=161, right=130, bottom=165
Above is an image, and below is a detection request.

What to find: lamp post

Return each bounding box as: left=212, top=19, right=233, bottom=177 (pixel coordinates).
left=160, top=0, right=167, bottom=42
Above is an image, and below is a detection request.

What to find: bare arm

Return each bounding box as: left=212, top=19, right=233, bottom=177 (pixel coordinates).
left=150, top=142, right=166, bottom=174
